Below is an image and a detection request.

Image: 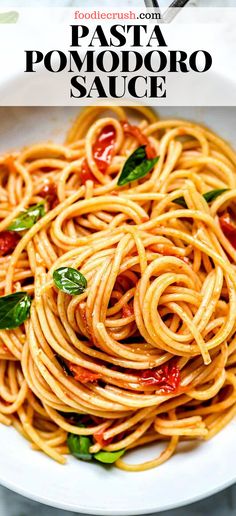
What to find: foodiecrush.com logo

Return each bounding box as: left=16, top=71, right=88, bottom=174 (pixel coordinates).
left=72, top=9, right=162, bottom=20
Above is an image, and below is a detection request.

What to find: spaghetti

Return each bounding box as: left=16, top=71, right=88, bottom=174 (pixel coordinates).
left=1, top=106, right=236, bottom=471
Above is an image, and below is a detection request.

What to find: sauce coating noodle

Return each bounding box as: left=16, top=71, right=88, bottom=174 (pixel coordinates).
left=1, top=106, right=236, bottom=471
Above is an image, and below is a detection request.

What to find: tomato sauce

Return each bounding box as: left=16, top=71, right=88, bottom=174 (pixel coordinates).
left=219, top=212, right=236, bottom=249
left=122, top=303, right=134, bottom=318
left=81, top=124, right=116, bottom=183
left=4, top=155, right=17, bottom=174
left=137, top=363, right=180, bottom=393
left=121, top=121, right=156, bottom=160
left=80, top=160, right=95, bottom=184
left=94, top=428, right=113, bottom=447
left=69, top=364, right=101, bottom=384
left=93, top=124, right=116, bottom=172
left=0, top=231, right=20, bottom=256
left=39, top=181, right=58, bottom=209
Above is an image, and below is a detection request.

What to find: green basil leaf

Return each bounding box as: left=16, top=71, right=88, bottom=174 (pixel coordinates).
left=173, top=196, right=188, bottom=208
left=0, top=11, right=19, bottom=23
left=94, top=449, right=125, bottom=464
left=53, top=267, right=87, bottom=295
left=67, top=433, right=93, bottom=461
left=203, top=188, right=229, bottom=203
left=118, top=145, right=159, bottom=186
left=0, top=292, right=31, bottom=330
left=8, top=203, right=45, bottom=232
left=173, top=189, right=229, bottom=209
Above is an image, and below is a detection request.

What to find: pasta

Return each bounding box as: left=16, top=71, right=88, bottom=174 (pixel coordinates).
left=1, top=106, right=236, bottom=471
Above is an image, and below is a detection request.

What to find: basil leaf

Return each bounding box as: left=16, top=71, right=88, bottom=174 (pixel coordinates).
left=67, top=429, right=125, bottom=465
left=53, top=267, right=87, bottom=295
left=203, top=188, right=229, bottom=203
left=67, top=433, right=93, bottom=461
left=173, top=196, right=188, bottom=208
left=56, top=355, right=74, bottom=377
left=118, top=146, right=159, bottom=186
left=8, top=203, right=45, bottom=232
left=0, top=11, right=19, bottom=23
left=0, top=292, right=31, bottom=330
left=173, top=189, right=229, bottom=209
left=94, top=449, right=125, bottom=464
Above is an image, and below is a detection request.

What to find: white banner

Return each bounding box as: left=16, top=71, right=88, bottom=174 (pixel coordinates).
left=0, top=7, right=235, bottom=105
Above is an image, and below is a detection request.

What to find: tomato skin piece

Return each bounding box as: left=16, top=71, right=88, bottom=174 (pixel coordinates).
left=121, top=121, right=156, bottom=160
left=0, top=231, right=20, bottom=256
left=80, top=160, right=95, bottom=184
left=4, top=155, right=17, bottom=174
left=137, top=364, right=180, bottom=393
left=93, top=125, right=116, bottom=172
left=80, top=125, right=116, bottom=183
left=68, top=363, right=101, bottom=384
left=39, top=181, right=58, bottom=208
left=94, top=428, right=113, bottom=447
left=219, top=212, right=236, bottom=249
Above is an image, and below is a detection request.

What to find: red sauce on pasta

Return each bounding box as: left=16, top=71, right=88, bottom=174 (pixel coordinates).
left=122, top=121, right=156, bottom=160
left=137, top=363, right=180, bottom=393
left=0, top=231, right=19, bottom=256
left=69, top=364, right=101, bottom=384
left=219, top=212, right=236, bottom=249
